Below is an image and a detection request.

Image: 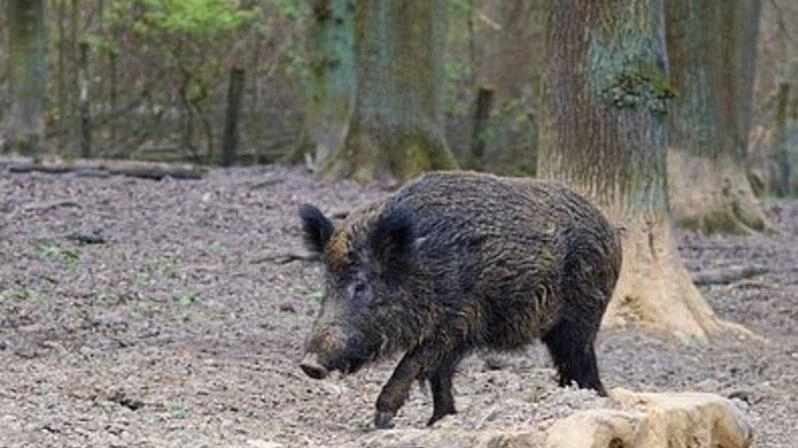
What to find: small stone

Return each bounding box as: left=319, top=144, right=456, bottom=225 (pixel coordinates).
left=279, top=303, right=296, bottom=313
left=320, top=381, right=350, bottom=396
left=727, top=390, right=751, bottom=404
left=93, top=312, right=126, bottom=328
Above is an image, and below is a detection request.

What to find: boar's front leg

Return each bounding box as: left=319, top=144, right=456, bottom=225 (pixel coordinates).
left=374, top=341, right=455, bottom=429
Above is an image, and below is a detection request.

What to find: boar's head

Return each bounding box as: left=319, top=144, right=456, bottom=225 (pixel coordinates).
left=297, top=203, right=418, bottom=380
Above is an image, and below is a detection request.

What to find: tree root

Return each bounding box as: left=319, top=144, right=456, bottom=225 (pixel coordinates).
left=603, top=218, right=756, bottom=344
left=668, top=151, right=774, bottom=235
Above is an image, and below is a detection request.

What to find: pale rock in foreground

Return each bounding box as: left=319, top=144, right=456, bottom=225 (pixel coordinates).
left=547, top=388, right=754, bottom=448
left=358, top=427, right=544, bottom=448
left=356, top=388, right=753, bottom=448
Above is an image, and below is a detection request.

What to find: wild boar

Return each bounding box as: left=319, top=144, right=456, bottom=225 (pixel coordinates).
left=297, top=171, right=621, bottom=428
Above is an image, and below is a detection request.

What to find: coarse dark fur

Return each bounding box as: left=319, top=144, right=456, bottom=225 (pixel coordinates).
left=298, top=171, right=622, bottom=428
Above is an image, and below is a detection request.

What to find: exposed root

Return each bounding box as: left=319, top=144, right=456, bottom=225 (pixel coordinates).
left=602, top=218, right=755, bottom=344
left=668, top=151, right=774, bottom=235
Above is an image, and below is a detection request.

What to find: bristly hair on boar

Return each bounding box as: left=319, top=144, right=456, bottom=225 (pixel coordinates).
left=297, top=171, right=622, bottom=429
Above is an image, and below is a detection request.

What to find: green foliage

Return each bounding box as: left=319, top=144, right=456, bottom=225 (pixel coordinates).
left=82, top=33, right=118, bottom=54
left=173, top=291, right=200, bottom=307
left=33, top=242, right=60, bottom=261
left=131, top=0, right=258, bottom=38
left=62, top=248, right=82, bottom=271
left=270, top=0, right=303, bottom=21
left=90, top=290, right=114, bottom=305
left=0, top=287, right=41, bottom=301
left=32, top=242, right=82, bottom=272
left=307, top=290, right=324, bottom=303
left=157, top=254, right=180, bottom=277
left=168, top=404, right=190, bottom=419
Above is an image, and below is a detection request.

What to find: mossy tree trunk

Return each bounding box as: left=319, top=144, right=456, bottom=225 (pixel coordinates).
left=540, top=0, right=747, bottom=343
left=774, top=83, right=791, bottom=197
left=666, top=0, right=770, bottom=234
left=289, top=0, right=355, bottom=169
left=319, top=0, right=457, bottom=186
left=3, top=0, right=48, bottom=156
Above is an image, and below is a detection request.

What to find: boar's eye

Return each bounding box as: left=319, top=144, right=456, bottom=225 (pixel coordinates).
left=351, top=282, right=369, bottom=305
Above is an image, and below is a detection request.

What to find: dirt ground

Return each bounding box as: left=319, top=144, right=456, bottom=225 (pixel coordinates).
left=0, top=166, right=795, bottom=448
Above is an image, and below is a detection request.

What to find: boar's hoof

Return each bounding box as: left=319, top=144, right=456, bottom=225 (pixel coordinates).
left=374, top=410, right=396, bottom=429
left=427, top=408, right=456, bottom=427
left=299, top=354, right=328, bottom=379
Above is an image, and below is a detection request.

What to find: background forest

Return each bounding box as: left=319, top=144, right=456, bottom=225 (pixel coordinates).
left=1, top=0, right=795, bottom=188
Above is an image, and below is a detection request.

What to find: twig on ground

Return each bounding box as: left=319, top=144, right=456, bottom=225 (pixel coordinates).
left=23, top=199, right=82, bottom=212
left=692, top=265, right=769, bottom=286
left=3, top=157, right=206, bottom=181
left=248, top=178, right=282, bottom=191
left=251, top=252, right=319, bottom=265
left=66, top=231, right=107, bottom=245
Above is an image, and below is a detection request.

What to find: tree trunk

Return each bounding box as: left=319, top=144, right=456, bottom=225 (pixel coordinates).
left=666, top=0, right=770, bottom=234
left=540, top=0, right=747, bottom=343
left=467, top=85, right=494, bottom=169
left=69, top=0, right=80, bottom=153
left=319, top=0, right=457, bottom=186
left=3, top=0, right=48, bottom=156
left=221, top=67, right=245, bottom=167
left=487, top=0, right=540, bottom=102
left=78, top=41, right=92, bottom=158
left=774, top=83, right=791, bottom=196
left=57, top=0, right=67, bottom=151
left=109, top=49, right=118, bottom=142
left=289, top=0, right=355, bottom=168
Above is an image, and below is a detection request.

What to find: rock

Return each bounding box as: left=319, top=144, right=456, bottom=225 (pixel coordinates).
left=345, top=388, right=752, bottom=448
left=727, top=389, right=751, bottom=404
left=546, top=388, right=754, bottom=448
left=319, top=381, right=351, bottom=396
left=546, top=409, right=644, bottom=448
left=245, top=440, right=282, bottom=448
left=357, top=427, right=544, bottom=448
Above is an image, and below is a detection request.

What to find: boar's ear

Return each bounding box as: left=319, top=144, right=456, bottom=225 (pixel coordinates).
left=371, top=206, right=414, bottom=267
left=299, top=204, right=334, bottom=254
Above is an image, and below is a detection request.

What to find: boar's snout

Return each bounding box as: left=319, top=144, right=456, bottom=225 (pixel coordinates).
left=299, top=352, right=329, bottom=379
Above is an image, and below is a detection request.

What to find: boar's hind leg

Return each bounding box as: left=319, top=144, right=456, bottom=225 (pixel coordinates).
left=374, top=341, right=458, bottom=429
left=541, top=318, right=607, bottom=396
left=427, top=348, right=467, bottom=426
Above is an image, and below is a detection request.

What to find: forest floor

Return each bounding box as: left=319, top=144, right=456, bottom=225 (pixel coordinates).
left=0, top=165, right=795, bottom=448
